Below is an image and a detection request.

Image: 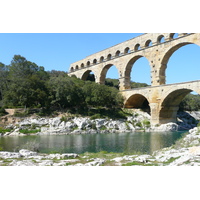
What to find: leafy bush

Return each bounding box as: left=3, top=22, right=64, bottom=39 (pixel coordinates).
left=60, top=116, right=68, bottom=122
left=100, top=125, right=107, bottom=130
left=0, top=107, right=8, bottom=116
left=90, top=113, right=102, bottom=120
left=91, top=123, right=97, bottom=130
left=135, top=122, right=142, bottom=127
left=179, top=94, right=200, bottom=111
left=142, top=119, right=151, bottom=128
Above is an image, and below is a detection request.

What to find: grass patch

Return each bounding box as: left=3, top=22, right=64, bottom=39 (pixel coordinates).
left=122, top=160, right=160, bottom=166
left=122, top=161, right=144, bottom=166
left=65, top=162, right=73, bottom=166
left=80, top=151, right=126, bottom=160
left=142, top=119, right=151, bottom=128
left=163, top=156, right=181, bottom=165
left=19, top=129, right=41, bottom=134
left=0, top=127, right=12, bottom=134
left=99, top=125, right=107, bottom=131
left=90, top=113, right=102, bottom=120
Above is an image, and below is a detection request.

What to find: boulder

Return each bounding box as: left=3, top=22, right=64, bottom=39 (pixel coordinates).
left=19, top=149, right=38, bottom=157
left=95, top=119, right=107, bottom=129
left=50, top=117, right=61, bottom=127
left=152, top=123, right=178, bottom=132
left=9, top=128, right=20, bottom=136
left=73, top=117, right=91, bottom=129
left=189, top=146, right=200, bottom=155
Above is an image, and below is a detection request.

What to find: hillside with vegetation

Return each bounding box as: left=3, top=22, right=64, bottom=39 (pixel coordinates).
left=0, top=55, right=125, bottom=118
left=1, top=55, right=200, bottom=119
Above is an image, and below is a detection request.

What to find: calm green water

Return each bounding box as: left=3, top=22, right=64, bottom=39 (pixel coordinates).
left=0, top=131, right=185, bottom=154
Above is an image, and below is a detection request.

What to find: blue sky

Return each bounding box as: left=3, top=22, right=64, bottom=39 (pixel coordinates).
left=0, top=33, right=200, bottom=85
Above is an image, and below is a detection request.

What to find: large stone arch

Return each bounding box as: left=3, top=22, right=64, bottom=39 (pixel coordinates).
left=123, top=55, right=151, bottom=89
left=99, top=63, right=119, bottom=84
left=159, top=41, right=200, bottom=85
left=159, top=89, right=193, bottom=123
left=81, top=70, right=96, bottom=81
left=124, top=93, right=150, bottom=113
left=159, top=83, right=200, bottom=124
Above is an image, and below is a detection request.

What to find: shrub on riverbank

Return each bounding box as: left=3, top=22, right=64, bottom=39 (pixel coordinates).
left=19, top=129, right=41, bottom=134
left=0, top=107, right=8, bottom=117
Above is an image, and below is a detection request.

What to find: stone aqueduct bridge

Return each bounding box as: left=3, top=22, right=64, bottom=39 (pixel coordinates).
left=68, top=33, right=200, bottom=125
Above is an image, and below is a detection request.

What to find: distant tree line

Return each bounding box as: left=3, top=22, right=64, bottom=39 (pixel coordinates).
left=179, top=93, right=200, bottom=111
left=105, top=78, right=149, bottom=89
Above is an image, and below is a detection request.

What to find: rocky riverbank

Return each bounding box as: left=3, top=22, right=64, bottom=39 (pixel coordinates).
left=0, top=125, right=200, bottom=166
left=1, top=109, right=200, bottom=166
left=1, top=110, right=200, bottom=136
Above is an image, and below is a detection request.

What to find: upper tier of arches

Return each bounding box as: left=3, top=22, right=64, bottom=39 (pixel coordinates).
left=70, top=33, right=191, bottom=72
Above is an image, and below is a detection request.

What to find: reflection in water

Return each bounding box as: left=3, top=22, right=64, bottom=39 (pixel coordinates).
left=0, top=131, right=185, bottom=154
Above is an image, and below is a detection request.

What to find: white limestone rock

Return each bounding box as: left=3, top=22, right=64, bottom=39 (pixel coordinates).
left=95, top=119, right=107, bottom=129
left=10, top=160, right=36, bottom=166
left=19, top=149, right=38, bottom=157
left=50, top=117, right=61, bottom=127
left=152, top=123, right=178, bottom=132
left=73, top=117, right=91, bottom=129
left=134, top=155, right=152, bottom=163
left=0, top=151, right=21, bottom=159
left=38, top=160, right=54, bottom=166
left=84, top=158, right=105, bottom=166
left=9, top=128, right=21, bottom=136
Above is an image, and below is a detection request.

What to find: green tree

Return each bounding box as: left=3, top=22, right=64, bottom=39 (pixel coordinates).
left=47, top=74, right=84, bottom=109
left=4, top=55, right=49, bottom=108
left=82, top=81, right=123, bottom=108
left=179, top=94, right=200, bottom=111
left=0, top=62, right=9, bottom=103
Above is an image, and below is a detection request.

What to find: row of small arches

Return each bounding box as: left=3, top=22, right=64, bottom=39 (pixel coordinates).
left=70, top=33, right=190, bottom=72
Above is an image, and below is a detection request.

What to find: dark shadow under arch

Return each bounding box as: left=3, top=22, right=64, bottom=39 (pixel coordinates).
left=81, top=70, right=95, bottom=81
left=159, top=89, right=192, bottom=123
left=125, top=94, right=150, bottom=113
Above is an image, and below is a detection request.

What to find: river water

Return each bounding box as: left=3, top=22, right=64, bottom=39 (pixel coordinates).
left=0, top=131, right=186, bottom=154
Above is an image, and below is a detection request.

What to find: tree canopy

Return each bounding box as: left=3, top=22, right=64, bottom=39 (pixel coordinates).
left=0, top=55, right=124, bottom=112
